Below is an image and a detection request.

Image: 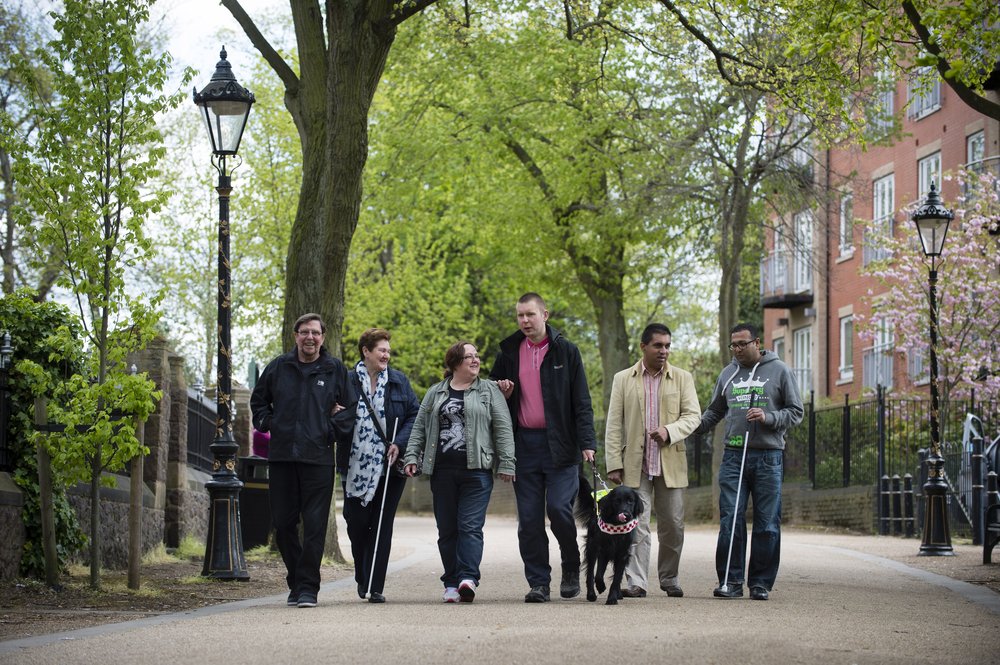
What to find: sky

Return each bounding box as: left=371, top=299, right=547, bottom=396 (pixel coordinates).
left=153, top=0, right=276, bottom=83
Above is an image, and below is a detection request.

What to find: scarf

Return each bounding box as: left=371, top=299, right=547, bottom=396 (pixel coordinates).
left=345, top=361, right=388, bottom=506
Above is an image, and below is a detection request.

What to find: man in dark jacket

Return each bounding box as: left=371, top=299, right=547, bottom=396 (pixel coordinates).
left=490, top=293, right=596, bottom=603
left=250, top=313, right=357, bottom=608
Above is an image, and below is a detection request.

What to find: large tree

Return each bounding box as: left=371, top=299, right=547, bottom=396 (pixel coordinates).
left=220, top=0, right=439, bottom=356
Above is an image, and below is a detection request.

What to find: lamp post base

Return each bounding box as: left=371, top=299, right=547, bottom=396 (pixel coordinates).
left=918, top=453, right=954, bottom=556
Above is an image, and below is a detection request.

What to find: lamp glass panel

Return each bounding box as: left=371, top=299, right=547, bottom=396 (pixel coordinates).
left=915, top=217, right=949, bottom=257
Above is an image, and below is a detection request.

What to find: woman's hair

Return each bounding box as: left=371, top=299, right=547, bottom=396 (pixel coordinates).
left=443, top=340, right=475, bottom=378
left=358, top=328, right=391, bottom=359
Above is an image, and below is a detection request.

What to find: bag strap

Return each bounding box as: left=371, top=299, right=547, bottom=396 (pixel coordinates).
left=358, top=389, right=390, bottom=449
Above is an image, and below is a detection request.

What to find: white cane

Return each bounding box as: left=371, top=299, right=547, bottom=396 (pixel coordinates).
left=366, top=417, right=399, bottom=598
left=720, top=361, right=760, bottom=593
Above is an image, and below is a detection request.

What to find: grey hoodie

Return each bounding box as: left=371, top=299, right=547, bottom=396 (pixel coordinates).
left=696, top=350, right=804, bottom=450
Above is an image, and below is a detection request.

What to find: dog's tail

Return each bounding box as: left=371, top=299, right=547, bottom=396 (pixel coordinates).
left=575, top=474, right=597, bottom=525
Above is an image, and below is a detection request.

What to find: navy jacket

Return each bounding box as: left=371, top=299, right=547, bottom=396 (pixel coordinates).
left=250, top=348, right=357, bottom=466
left=338, top=366, right=420, bottom=473
left=489, top=324, right=596, bottom=467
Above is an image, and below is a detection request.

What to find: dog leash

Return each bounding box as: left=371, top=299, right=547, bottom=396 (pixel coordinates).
left=589, top=459, right=611, bottom=505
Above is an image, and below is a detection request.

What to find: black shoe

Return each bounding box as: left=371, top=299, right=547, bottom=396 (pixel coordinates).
left=297, top=593, right=318, bottom=608
left=621, top=586, right=647, bottom=598
left=750, top=586, right=769, bottom=601
left=286, top=591, right=299, bottom=607
left=357, top=583, right=366, bottom=599
left=368, top=591, right=386, bottom=604
left=524, top=585, right=550, bottom=603
left=713, top=584, right=743, bottom=598
left=559, top=570, right=580, bottom=599
left=661, top=584, right=684, bottom=598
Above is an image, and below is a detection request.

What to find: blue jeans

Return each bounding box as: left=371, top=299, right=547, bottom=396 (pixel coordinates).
left=431, top=467, right=494, bottom=587
left=268, top=461, right=335, bottom=596
left=513, top=428, right=580, bottom=587
left=716, top=448, right=782, bottom=590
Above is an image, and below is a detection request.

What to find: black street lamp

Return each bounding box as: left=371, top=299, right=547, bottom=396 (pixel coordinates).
left=912, top=181, right=954, bottom=557
left=193, top=47, right=254, bottom=579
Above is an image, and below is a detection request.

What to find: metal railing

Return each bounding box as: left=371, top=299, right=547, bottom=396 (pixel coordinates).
left=187, top=389, right=217, bottom=474
left=760, top=249, right=812, bottom=297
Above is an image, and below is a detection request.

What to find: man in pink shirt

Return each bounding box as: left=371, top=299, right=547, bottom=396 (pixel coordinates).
left=491, top=293, right=596, bottom=603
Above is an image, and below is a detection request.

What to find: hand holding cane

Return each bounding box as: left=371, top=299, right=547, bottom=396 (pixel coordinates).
left=366, top=417, right=399, bottom=598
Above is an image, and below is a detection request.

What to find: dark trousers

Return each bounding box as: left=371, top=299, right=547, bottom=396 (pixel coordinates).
left=268, top=461, right=335, bottom=596
left=513, top=428, right=580, bottom=587
left=431, top=467, right=493, bottom=588
left=342, top=471, right=407, bottom=595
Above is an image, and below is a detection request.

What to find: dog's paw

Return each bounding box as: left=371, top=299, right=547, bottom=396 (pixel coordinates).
left=587, top=590, right=597, bottom=602
left=596, top=579, right=606, bottom=594
left=605, top=597, right=618, bottom=606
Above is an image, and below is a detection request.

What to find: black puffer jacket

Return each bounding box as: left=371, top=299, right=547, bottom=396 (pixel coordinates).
left=251, top=348, right=357, bottom=466
left=489, top=325, right=596, bottom=467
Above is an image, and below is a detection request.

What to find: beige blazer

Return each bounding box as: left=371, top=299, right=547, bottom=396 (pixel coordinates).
left=604, top=360, right=702, bottom=489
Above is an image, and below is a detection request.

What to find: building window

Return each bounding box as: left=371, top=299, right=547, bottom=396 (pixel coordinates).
left=773, top=337, right=785, bottom=362
left=793, top=211, right=813, bottom=292
left=908, top=347, right=930, bottom=384
left=839, top=194, right=854, bottom=256
left=906, top=68, right=941, bottom=119
left=869, top=70, right=895, bottom=137
left=864, top=174, right=894, bottom=265
left=967, top=131, right=985, bottom=171
left=863, top=319, right=894, bottom=390
left=839, top=316, right=854, bottom=381
left=918, top=152, right=941, bottom=198
left=792, top=326, right=812, bottom=396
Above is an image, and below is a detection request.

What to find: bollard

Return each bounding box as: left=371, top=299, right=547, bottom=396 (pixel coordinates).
left=892, top=474, right=902, bottom=536
left=904, top=474, right=915, bottom=538
left=971, top=433, right=984, bottom=546
left=879, top=474, right=891, bottom=535
left=988, top=471, right=998, bottom=508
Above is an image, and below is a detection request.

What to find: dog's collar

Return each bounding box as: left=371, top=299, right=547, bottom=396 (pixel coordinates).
left=597, top=516, right=638, bottom=535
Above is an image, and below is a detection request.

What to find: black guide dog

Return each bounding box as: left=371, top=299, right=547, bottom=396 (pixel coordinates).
left=576, top=475, right=644, bottom=605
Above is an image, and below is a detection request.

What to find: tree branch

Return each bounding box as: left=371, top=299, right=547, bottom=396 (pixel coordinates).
left=389, top=0, right=440, bottom=26
left=901, top=0, right=1000, bottom=120
left=219, top=0, right=299, bottom=93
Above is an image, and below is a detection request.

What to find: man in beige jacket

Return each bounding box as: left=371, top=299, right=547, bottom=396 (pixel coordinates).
left=605, top=323, right=701, bottom=598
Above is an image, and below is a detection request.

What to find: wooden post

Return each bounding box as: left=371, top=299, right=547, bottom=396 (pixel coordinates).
left=34, top=397, right=59, bottom=588
left=127, top=415, right=144, bottom=590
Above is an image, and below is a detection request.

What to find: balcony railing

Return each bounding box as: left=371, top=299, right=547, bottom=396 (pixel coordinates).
left=761, top=249, right=813, bottom=308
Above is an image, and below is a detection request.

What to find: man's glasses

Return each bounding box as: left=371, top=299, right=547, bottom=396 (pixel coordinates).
left=296, top=329, right=324, bottom=337
left=728, top=339, right=758, bottom=351
left=463, top=354, right=481, bottom=361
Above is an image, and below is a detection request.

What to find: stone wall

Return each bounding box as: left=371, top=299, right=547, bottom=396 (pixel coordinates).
left=65, top=474, right=161, bottom=569
left=0, top=472, right=24, bottom=578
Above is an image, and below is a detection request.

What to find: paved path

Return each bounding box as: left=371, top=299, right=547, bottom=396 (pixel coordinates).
left=2, top=515, right=998, bottom=664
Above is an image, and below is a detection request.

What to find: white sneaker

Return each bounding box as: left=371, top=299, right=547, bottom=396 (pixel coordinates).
left=443, top=587, right=460, bottom=603
left=458, top=579, right=476, bottom=602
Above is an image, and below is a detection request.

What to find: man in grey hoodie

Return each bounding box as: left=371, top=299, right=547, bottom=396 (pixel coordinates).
left=696, top=323, right=803, bottom=601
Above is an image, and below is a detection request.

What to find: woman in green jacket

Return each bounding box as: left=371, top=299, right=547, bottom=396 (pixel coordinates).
left=403, top=341, right=515, bottom=603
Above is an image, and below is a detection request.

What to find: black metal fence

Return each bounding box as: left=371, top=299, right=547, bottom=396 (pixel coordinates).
left=187, top=389, right=217, bottom=474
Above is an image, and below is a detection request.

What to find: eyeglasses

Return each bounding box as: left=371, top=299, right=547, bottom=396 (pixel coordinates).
left=463, top=354, right=480, bottom=361
left=728, top=339, right=758, bottom=351
left=296, top=329, right=324, bottom=337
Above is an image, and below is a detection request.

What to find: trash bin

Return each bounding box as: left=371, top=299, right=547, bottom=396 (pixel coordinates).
left=239, top=456, right=271, bottom=550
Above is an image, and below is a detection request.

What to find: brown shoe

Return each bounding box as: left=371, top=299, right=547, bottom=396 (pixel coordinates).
left=621, top=586, right=647, bottom=598
left=661, top=584, right=684, bottom=597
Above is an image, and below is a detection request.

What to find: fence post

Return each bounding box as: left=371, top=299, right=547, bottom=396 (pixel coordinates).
left=904, top=473, right=915, bottom=537
left=876, top=385, right=886, bottom=494
left=972, top=431, right=984, bottom=546
left=917, top=448, right=928, bottom=538
left=808, top=390, right=816, bottom=488
left=842, top=392, right=851, bottom=488
left=891, top=474, right=902, bottom=536
left=879, top=474, right=891, bottom=535
left=988, top=471, right=998, bottom=509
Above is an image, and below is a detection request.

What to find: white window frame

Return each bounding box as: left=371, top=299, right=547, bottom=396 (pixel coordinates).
left=967, top=131, right=985, bottom=168
left=871, top=70, right=895, bottom=136
left=907, top=68, right=941, bottom=120
left=773, top=337, right=785, bottom=362
left=793, top=211, right=813, bottom=292
left=839, top=193, right=854, bottom=256
left=792, top=326, right=812, bottom=395
left=864, top=174, right=895, bottom=265
left=839, top=316, right=854, bottom=381
left=918, top=152, right=941, bottom=199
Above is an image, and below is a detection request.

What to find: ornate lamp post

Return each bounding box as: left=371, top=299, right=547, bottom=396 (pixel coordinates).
left=913, top=181, right=954, bottom=557
left=193, top=47, right=255, bottom=579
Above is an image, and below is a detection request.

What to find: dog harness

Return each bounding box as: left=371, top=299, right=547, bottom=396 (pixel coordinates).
left=597, top=516, right=639, bottom=535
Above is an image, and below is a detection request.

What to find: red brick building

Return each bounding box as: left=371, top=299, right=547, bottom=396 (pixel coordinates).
left=761, top=75, right=999, bottom=404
